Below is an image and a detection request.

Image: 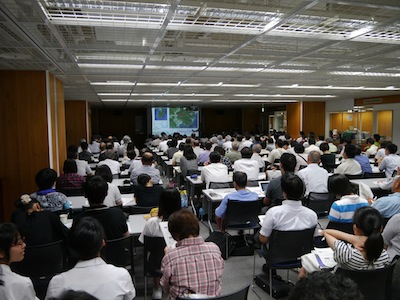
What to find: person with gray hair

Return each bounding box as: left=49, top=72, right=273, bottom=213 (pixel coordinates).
left=325, top=137, right=338, bottom=153
left=297, top=150, right=329, bottom=197
left=251, top=144, right=265, bottom=171
left=222, top=135, right=232, bottom=151
left=226, top=141, right=242, bottom=163
left=97, top=150, right=121, bottom=175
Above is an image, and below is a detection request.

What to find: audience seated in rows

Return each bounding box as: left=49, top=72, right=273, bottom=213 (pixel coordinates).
left=379, top=143, right=400, bottom=178
left=30, top=168, right=70, bottom=212
left=68, top=145, right=93, bottom=177
left=45, top=217, right=135, bottom=299
left=179, top=144, right=198, bottom=178
left=95, top=165, right=122, bottom=207
left=160, top=210, right=224, bottom=299
left=198, top=141, right=213, bottom=165
left=74, top=176, right=128, bottom=240
left=0, top=223, right=37, bottom=300
left=171, top=143, right=184, bottom=166
left=134, top=174, right=164, bottom=207
left=97, top=150, right=120, bottom=176
left=138, top=188, right=181, bottom=299
left=354, top=145, right=373, bottom=174
left=371, top=176, right=400, bottom=218
left=215, top=171, right=259, bottom=231
left=266, top=139, right=286, bottom=165
left=225, top=141, right=241, bottom=163
left=327, top=174, right=368, bottom=223
left=233, top=147, right=259, bottom=181
left=11, top=194, right=68, bottom=246
left=78, top=141, right=94, bottom=163
left=293, top=143, right=308, bottom=173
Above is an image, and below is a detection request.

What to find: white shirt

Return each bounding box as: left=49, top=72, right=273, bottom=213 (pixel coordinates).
left=98, top=159, right=121, bottom=175
left=260, top=200, right=317, bottom=238
left=239, top=140, right=252, bottom=151
left=103, top=182, right=122, bottom=207
left=375, top=148, right=386, bottom=161
left=297, top=164, right=329, bottom=196
left=171, top=151, right=183, bottom=165
left=379, top=154, right=400, bottom=178
left=201, top=163, right=229, bottom=189
left=128, top=159, right=143, bottom=173
left=138, top=217, right=163, bottom=244
left=158, top=140, right=169, bottom=153
left=294, top=153, right=308, bottom=173
left=0, top=265, right=38, bottom=300
left=304, top=144, right=323, bottom=155
left=335, top=158, right=362, bottom=175
left=193, top=146, right=204, bottom=158
left=75, top=159, right=93, bottom=176
left=251, top=153, right=265, bottom=169
left=267, top=148, right=286, bottom=164
left=46, top=257, right=135, bottom=300
left=365, top=144, right=378, bottom=157
left=222, top=141, right=232, bottom=151
left=233, top=158, right=260, bottom=181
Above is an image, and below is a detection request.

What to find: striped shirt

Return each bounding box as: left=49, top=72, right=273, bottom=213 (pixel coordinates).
left=328, top=195, right=369, bottom=223
left=334, top=240, right=389, bottom=271
left=160, top=236, right=224, bottom=300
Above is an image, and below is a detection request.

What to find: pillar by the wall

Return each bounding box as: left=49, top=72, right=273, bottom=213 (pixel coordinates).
left=0, top=70, right=66, bottom=221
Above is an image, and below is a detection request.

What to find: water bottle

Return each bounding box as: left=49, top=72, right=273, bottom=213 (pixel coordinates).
left=199, top=207, right=204, bottom=221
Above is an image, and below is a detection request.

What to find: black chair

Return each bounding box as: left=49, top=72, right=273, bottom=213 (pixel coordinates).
left=336, top=258, right=398, bottom=300
left=363, top=172, right=386, bottom=179
left=57, top=188, right=84, bottom=196
left=11, top=240, right=66, bottom=299
left=176, top=284, right=250, bottom=300
left=304, top=192, right=335, bottom=216
left=254, top=227, right=315, bottom=300
left=101, top=234, right=135, bottom=279
left=130, top=206, right=154, bottom=214
left=345, top=174, right=364, bottom=180
left=326, top=221, right=354, bottom=234
left=224, top=200, right=262, bottom=258
left=209, top=182, right=233, bottom=189
left=143, top=236, right=166, bottom=300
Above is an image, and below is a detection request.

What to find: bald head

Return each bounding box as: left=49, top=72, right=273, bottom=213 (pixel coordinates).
left=141, top=152, right=154, bottom=165
left=308, top=151, right=321, bottom=164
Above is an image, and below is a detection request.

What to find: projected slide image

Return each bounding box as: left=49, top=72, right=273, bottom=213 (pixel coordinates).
left=169, top=108, right=198, bottom=128
left=151, top=107, right=199, bottom=136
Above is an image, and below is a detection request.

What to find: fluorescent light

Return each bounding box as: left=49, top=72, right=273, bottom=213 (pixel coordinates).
left=134, top=99, right=201, bottom=102
left=262, top=68, right=314, bottom=74
left=263, top=18, right=281, bottom=32
left=347, top=25, right=374, bottom=39
left=278, top=85, right=400, bottom=91
left=329, top=71, right=400, bottom=77
left=79, top=63, right=142, bottom=69
left=98, top=93, right=131, bottom=96
left=91, top=81, right=135, bottom=86
left=101, top=99, right=128, bottom=102
left=130, top=93, right=221, bottom=97
left=211, top=100, right=298, bottom=103
left=234, top=94, right=335, bottom=98
left=134, top=83, right=260, bottom=87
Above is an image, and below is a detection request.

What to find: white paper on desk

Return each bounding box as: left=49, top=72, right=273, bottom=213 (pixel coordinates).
left=359, top=182, right=374, bottom=199
left=313, top=247, right=336, bottom=269
left=121, top=197, right=136, bottom=206
left=160, top=221, right=177, bottom=249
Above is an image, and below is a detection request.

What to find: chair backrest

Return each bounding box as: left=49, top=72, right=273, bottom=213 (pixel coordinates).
left=225, top=200, right=262, bottom=228
left=130, top=206, right=154, bottom=214
left=143, top=236, right=166, bottom=277
left=305, top=192, right=335, bottom=216
left=58, top=188, right=84, bottom=196
left=326, top=221, right=354, bottom=234
left=209, top=182, right=233, bottom=189
left=267, top=227, right=315, bottom=266
left=11, top=240, right=65, bottom=278
left=176, top=284, right=249, bottom=300
left=336, top=259, right=398, bottom=300
left=363, top=172, right=386, bottom=179
left=101, top=234, right=134, bottom=270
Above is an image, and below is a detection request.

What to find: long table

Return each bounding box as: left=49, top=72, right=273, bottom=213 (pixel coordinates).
left=202, top=186, right=265, bottom=233
left=350, top=178, right=392, bottom=197
left=68, top=193, right=136, bottom=209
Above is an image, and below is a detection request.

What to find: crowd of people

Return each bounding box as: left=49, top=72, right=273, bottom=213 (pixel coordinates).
left=1, top=129, right=400, bottom=299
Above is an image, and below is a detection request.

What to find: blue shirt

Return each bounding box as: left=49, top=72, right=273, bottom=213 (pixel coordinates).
left=215, top=189, right=259, bottom=218
left=354, top=155, right=372, bottom=174
left=372, top=192, right=400, bottom=218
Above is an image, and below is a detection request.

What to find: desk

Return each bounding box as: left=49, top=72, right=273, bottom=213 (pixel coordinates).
left=202, top=186, right=265, bottom=232
left=350, top=178, right=392, bottom=198
left=68, top=193, right=136, bottom=209
left=163, top=159, right=174, bottom=179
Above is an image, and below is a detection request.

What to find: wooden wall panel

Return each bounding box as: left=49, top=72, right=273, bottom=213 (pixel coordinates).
left=242, top=107, right=261, bottom=133
left=330, top=113, right=343, bottom=132
left=360, top=111, right=373, bottom=134
left=65, top=100, right=87, bottom=147
left=377, top=111, right=393, bottom=140
left=302, top=102, right=325, bottom=136
left=286, top=102, right=301, bottom=138
left=56, top=77, right=66, bottom=170
left=201, top=107, right=242, bottom=136
left=0, top=71, right=50, bottom=221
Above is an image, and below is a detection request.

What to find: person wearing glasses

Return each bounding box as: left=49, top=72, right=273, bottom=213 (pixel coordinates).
left=0, top=223, right=38, bottom=300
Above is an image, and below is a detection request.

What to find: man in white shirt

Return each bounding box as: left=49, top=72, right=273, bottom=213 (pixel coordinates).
left=266, top=139, right=286, bottom=165
left=67, top=145, right=94, bottom=177
left=251, top=144, right=265, bottom=171
left=233, top=147, right=260, bottom=181
left=297, top=151, right=329, bottom=197
left=304, top=138, right=323, bottom=155
left=97, top=150, right=121, bottom=175
left=379, top=143, right=400, bottom=178
left=201, top=152, right=229, bottom=189
left=365, top=138, right=378, bottom=157
left=335, top=144, right=362, bottom=176
left=192, top=140, right=204, bottom=157
left=222, top=135, right=233, bottom=152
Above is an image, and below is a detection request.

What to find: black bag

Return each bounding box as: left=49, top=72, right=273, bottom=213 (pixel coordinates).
left=205, top=231, right=235, bottom=260
left=254, top=273, right=293, bottom=298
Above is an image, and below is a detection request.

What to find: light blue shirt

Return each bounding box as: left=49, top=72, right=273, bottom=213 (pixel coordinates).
left=215, top=189, right=259, bottom=218
left=372, top=192, right=400, bottom=218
